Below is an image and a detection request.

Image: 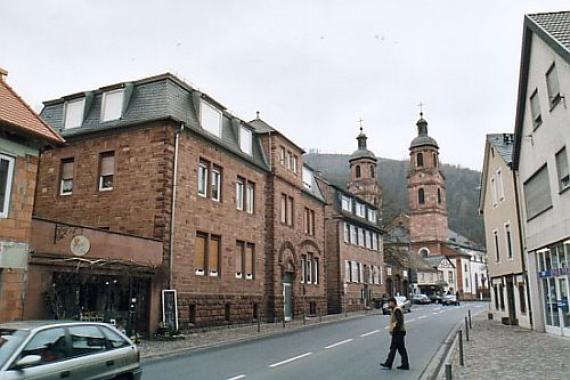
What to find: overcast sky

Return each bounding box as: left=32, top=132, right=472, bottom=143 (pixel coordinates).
left=2, top=1, right=568, bottom=170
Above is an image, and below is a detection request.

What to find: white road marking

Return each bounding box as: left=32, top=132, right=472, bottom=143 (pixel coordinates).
left=324, top=338, right=353, bottom=349
left=227, top=375, right=246, bottom=380
left=360, top=330, right=380, bottom=337
left=269, top=352, right=313, bottom=368
left=407, top=318, right=416, bottom=323
left=418, top=315, right=427, bottom=319
left=432, top=312, right=439, bottom=315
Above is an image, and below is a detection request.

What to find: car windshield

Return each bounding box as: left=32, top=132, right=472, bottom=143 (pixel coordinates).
left=0, top=329, right=29, bottom=368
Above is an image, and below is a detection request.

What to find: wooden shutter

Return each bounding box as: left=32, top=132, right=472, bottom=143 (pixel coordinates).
left=195, top=233, right=206, bottom=272
left=245, top=243, right=254, bottom=278
left=235, top=241, right=244, bottom=277
left=209, top=235, right=220, bottom=275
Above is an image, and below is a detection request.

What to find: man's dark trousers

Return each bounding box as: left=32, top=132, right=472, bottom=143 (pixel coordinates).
left=385, top=331, right=409, bottom=368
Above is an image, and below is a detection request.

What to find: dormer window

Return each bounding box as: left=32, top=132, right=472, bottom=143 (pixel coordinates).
left=239, top=126, right=253, bottom=155
left=302, top=167, right=312, bottom=189
left=101, top=89, right=124, bottom=122
left=341, top=195, right=352, bottom=212
left=64, top=98, right=85, bottom=129
left=200, top=100, right=222, bottom=137
left=355, top=202, right=366, bottom=218
left=367, top=209, right=376, bottom=223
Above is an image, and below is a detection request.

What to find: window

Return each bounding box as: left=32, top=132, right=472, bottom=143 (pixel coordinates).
left=301, top=255, right=306, bottom=283
left=448, top=270, right=454, bottom=283
left=499, top=285, right=505, bottom=310
left=419, top=248, right=429, bottom=258
left=313, top=258, right=319, bottom=284
left=352, top=261, right=359, bottom=283
left=341, top=195, right=352, bottom=212
left=0, top=154, right=15, bottom=218
left=523, top=164, right=552, bottom=220
left=556, top=148, right=570, bottom=191
left=236, top=177, right=244, bottom=210
left=417, top=152, right=424, bottom=167
left=519, top=283, right=527, bottom=314
left=18, top=327, right=68, bottom=366
left=505, top=224, right=513, bottom=259
left=198, top=161, right=209, bottom=197
left=355, top=165, right=361, bottom=178
left=493, top=230, right=500, bottom=262
left=418, top=188, right=425, bottom=205
left=98, top=152, right=115, bottom=191
left=496, top=169, right=504, bottom=201
left=280, top=146, right=286, bottom=165
left=281, top=194, right=294, bottom=226
left=530, top=90, right=542, bottom=128
left=59, top=158, right=74, bottom=195
left=370, top=165, right=375, bottom=178
left=302, top=167, right=313, bottom=189
left=355, top=202, right=366, bottom=218
left=367, top=209, right=376, bottom=223
left=100, top=89, right=124, bottom=122
left=211, top=166, right=222, bottom=202
left=437, top=188, right=442, bottom=204
left=343, top=223, right=350, bottom=243
left=490, top=177, right=498, bottom=206
left=285, top=151, right=292, bottom=170
left=240, top=126, right=253, bottom=155
left=245, top=243, right=254, bottom=280
left=292, top=155, right=298, bottom=174
left=64, top=98, right=85, bottom=129
left=494, top=285, right=499, bottom=310
left=195, top=232, right=220, bottom=277
left=365, top=230, right=372, bottom=249
left=69, top=325, right=106, bottom=357
left=433, top=153, right=438, bottom=167
left=200, top=101, right=222, bottom=137
left=546, top=63, right=561, bottom=107
left=358, top=228, right=365, bottom=247
left=100, top=326, right=130, bottom=349
left=246, top=182, right=254, bottom=214
left=235, top=241, right=244, bottom=278
left=372, top=233, right=378, bottom=251
left=306, top=254, right=313, bottom=284
left=345, top=261, right=351, bottom=282
left=304, top=208, right=315, bottom=236
left=350, top=224, right=358, bottom=244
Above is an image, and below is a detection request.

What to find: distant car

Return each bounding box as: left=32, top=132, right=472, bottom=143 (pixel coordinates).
left=382, top=296, right=412, bottom=315
left=442, top=294, right=460, bottom=306
left=429, top=294, right=443, bottom=304
left=0, top=321, right=141, bottom=380
left=412, top=294, right=431, bottom=305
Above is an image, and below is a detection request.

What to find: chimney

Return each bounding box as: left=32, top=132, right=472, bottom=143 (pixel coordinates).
left=0, top=68, right=7, bottom=81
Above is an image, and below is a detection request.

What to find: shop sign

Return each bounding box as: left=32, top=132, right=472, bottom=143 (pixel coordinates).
left=539, top=267, right=570, bottom=278
left=558, top=299, right=569, bottom=308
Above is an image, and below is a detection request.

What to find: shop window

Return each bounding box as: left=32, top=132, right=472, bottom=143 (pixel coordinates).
left=98, top=151, right=115, bottom=191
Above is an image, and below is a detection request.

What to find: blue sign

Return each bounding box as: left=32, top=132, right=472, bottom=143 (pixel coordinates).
left=558, top=299, right=569, bottom=308
left=538, top=267, right=570, bottom=278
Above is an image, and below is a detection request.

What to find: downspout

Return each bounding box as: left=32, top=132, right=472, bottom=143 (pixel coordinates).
left=169, top=123, right=185, bottom=289
left=512, top=166, right=533, bottom=327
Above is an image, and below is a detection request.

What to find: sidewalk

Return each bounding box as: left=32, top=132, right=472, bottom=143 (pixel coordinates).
left=447, top=313, right=570, bottom=380
left=139, top=309, right=381, bottom=361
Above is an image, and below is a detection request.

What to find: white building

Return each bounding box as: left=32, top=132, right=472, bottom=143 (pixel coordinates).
left=512, top=12, right=570, bottom=337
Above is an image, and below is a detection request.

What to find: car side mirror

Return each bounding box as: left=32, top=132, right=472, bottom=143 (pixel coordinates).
left=14, top=355, right=42, bottom=369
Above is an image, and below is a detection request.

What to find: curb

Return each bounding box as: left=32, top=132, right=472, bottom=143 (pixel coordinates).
left=141, top=311, right=384, bottom=363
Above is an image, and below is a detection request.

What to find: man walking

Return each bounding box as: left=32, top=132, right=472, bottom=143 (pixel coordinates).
left=380, top=297, right=409, bottom=370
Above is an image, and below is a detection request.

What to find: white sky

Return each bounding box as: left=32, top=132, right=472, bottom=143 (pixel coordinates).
left=1, top=0, right=568, bottom=170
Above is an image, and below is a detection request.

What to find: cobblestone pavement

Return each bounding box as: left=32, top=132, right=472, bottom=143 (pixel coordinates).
left=139, top=309, right=381, bottom=360
left=449, top=313, right=570, bottom=380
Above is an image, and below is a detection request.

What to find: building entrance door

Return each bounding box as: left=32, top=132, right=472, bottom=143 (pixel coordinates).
left=283, top=272, right=293, bottom=322
left=506, top=277, right=517, bottom=323
left=556, top=277, right=570, bottom=336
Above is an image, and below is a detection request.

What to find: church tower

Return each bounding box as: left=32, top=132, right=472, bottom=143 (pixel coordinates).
left=347, top=127, right=382, bottom=211
left=407, top=113, right=449, bottom=251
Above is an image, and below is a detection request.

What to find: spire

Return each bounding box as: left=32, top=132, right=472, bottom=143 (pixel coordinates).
left=416, top=112, right=428, bottom=136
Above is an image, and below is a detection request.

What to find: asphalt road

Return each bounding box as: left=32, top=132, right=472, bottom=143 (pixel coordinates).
left=142, top=302, right=488, bottom=380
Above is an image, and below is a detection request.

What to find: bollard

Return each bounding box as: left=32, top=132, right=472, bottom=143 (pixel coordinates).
left=468, top=309, right=472, bottom=329
left=458, top=330, right=464, bottom=367
left=465, top=316, right=470, bottom=341
left=445, top=363, right=453, bottom=380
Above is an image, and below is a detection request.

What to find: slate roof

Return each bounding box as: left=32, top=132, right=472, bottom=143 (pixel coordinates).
left=0, top=74, right=64, bottom=144
left=486, top=133, right=514, bottom=165
left=40, top=73, right=268, bottom=170
left=528, top=11, right=570, bottom=52
left=448, top=229, right=484, bottom=251
left=384, top=247, right=438, bottom=273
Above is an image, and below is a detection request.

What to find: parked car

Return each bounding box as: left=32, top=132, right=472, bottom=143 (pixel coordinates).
left=429, top=294, right=443, bottom=304
left=382, top=296, right=412, bottom=315
left=0, top=321, right=141, bottom=380
left=442, top=294, right=460, bottom=306
left=411, top=294, right=431, bottom=305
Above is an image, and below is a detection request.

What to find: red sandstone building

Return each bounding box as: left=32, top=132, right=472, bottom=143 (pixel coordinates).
left=32, top=73, right=327, bottom=332
left=0, top=68, right=64, bottom=322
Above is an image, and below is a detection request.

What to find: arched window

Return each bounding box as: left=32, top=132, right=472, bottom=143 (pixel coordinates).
left=419, top=248, right=429, bottom=258
left=417, top=152, right=424, bottom=167
left=433, top=153, right=438, bottom=167
left=437, top=188, right=442, bottom=204
left=370, top=165, right=375, bottom=178
left=418, top=188, right=425, bottom=205
left=355, top=165, right=361, bottom=178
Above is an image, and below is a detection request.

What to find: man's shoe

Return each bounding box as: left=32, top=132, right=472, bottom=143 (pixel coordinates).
left=397, top=365, right=410, bottom=370
left=380, top=363, right=391, bottom=370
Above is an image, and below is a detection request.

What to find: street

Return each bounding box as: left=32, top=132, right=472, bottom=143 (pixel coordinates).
left=142, top=302, right=488, bottom=380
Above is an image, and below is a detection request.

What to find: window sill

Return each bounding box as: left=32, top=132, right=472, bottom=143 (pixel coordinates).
left=559, top=185, right=570, bottom=195
left=549, top=95, right=562, bottom=112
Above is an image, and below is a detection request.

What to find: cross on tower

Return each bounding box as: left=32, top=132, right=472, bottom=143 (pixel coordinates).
left=417, top=102, right=425, bottom=117
left=358, top=118, right=364, bottom=131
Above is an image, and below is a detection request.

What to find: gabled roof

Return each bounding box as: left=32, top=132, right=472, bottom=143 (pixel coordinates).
left=249, top=117, right=305, bottom=154
left=0, top=73, right=64, bottom=144
left=513, top=12, right=570, bottom=169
